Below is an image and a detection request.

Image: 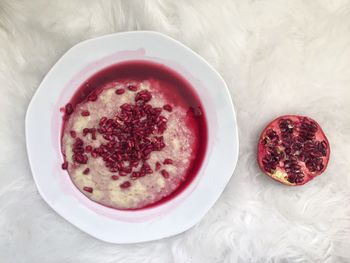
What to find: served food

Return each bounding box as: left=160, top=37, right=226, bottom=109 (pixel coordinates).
left=257, top=115, right=330, bottom=185
left=61, top=61, right=207, bottom=210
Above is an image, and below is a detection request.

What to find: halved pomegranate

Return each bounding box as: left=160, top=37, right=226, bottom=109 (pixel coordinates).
left=257, top=115, right=330, bottom=186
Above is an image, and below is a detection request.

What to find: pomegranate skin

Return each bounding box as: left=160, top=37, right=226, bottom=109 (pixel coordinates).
left=257, top=115, right=330, bottom=186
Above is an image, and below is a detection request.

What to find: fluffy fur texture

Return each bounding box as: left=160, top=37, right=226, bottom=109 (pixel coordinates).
left=1, top=0, right=350, bottom=262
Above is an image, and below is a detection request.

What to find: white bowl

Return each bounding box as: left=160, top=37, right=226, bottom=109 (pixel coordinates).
left=25, top=31, right=239, bottom=243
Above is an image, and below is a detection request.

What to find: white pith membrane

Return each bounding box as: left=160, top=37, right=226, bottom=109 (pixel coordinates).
left=62, top=80, right=197, bottom=209
left=258, top=115, right=330, bottom=185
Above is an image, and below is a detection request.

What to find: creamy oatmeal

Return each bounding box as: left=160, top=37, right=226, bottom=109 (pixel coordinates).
left=61, top=61, right=207, bottom=210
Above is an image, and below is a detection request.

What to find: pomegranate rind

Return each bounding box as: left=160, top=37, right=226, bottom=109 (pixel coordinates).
left=257, top=115, right=330, bottom=186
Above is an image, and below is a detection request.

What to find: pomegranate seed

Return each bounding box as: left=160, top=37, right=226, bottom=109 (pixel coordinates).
left=74, top=153, right=88, bottom=164
left=83, top=186, right=93, bottom=193
left=114, top=154, right=122, bottom=162
left=161, top=170, right=169, bottom=178
left=191, top=107, right=202, bottom=116
left=81, top=110, right=90, bottom=116
left=115, top=88, right=125, bottom=95
left=83, top=168, right=90, bottom=175
left=141, top=162, right=153, bottom=174
left=111, top=175, right=119, bottom=180
left=65, top=103, right=74, bottom=115
left=91, top=151, right=98, bottom=158
left=135, top=90, right=152, bottom=102
left=130, top=160, right=139, bottom=167
left=87, top=93, right=97, bottom=101
left=99, top=117, right=107, bottom=126
left=74, top=137, right=83, bottom=146
left=83, top=128, right=90, bottom=136
left=91, top=128, right=96, bottom=140
left=73, top=147, right=84, bottom=154
left=121, top=103, right=132, bottom=111
left=69, top=130, right=76, bottom=138
left=118, top=172, right=127, bottom=177
left=155, top=162, right=161, bottom=171
left=103, top=134, right=112, bottom=141
left=121, top=166, right=132, bottom=173
left=163, top=158, right=173, bottom=165
left=61, top=161, right=68, bottom=170
left=163, top=104, right=172, bottom=112
left=85, top=145, right=93, bottom=152
left=127, top=85, right=138, bottom=91
left=143, top=104, right=152, bottom=112
left=159, top=116, right=167, bottom=123
left=120, top=181, right=131, bottom=189
left=131, top=172, right=141, bottom=179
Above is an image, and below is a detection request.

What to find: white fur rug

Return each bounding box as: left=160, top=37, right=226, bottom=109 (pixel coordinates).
left=1, top=0, right=350, bottom=262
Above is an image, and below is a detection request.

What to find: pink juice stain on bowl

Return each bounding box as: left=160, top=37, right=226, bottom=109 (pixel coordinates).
left=60, top=60, right=208, bottom=210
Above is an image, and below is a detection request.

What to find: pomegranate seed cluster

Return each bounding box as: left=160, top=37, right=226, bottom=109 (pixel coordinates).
left=63, top=86, right=175, bottom=192
left=261, top=117, right=329, bottom=184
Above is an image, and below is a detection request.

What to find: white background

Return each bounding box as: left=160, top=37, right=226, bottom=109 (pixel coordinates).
left=0, top=0, right=349, bottom=262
